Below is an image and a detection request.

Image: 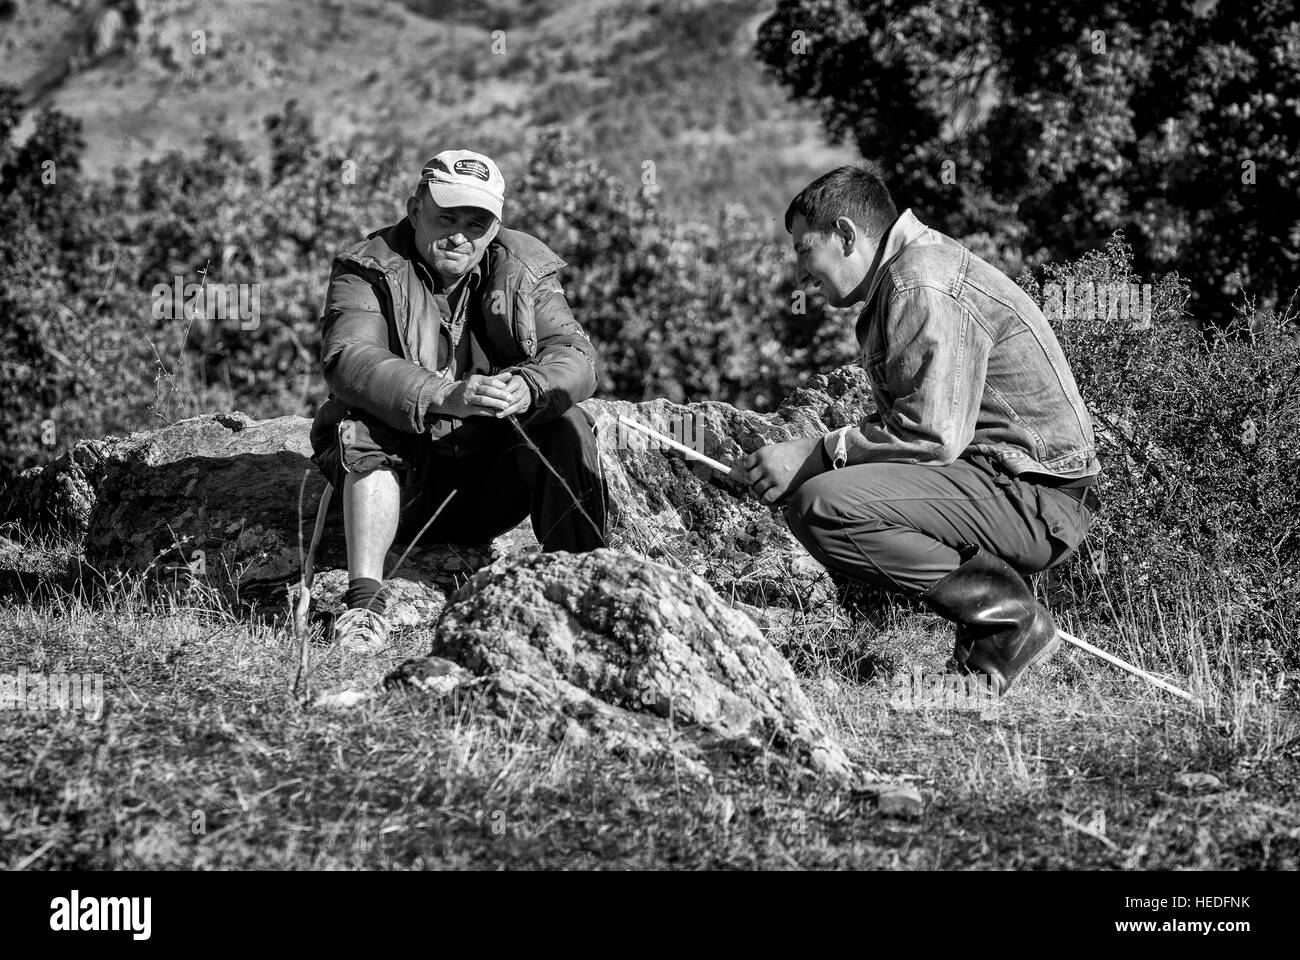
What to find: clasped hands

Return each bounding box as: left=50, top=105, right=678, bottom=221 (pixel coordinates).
left=440, top=372, right=532, bottom=420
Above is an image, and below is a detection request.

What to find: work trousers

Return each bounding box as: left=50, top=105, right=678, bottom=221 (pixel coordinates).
left=310, top=401, right=607, bottom=553
left=783, top=456, right=1096, bottom=596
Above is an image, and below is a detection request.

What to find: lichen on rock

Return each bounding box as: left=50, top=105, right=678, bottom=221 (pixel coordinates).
left=387, top=549, right=854, bottom=779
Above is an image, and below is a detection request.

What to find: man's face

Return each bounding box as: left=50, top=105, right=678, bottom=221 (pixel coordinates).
left=407, top=192, right=499, bottom=283
left=791, top=213, right=876, bottom=308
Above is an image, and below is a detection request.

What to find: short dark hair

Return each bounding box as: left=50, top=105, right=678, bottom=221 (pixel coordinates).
left=784, top=164, right=898, bottom=238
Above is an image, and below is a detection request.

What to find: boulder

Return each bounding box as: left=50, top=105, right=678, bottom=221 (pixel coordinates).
left=589, top=365, right=874, bottom=612
left=2, top=412, right=334, bottom=589
left=0, top=367, right=876, bottom=613
left=387, top=549, right=853, bottom=779
left=0, top=412, right=511, bottom=598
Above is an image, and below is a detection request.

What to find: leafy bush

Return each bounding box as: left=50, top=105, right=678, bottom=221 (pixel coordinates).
left=1020, top=236, right=1300, bottom=633
left=509, top=129, right=855, bottom=408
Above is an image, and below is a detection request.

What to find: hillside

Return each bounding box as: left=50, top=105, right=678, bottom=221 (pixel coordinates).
left=0, top=0, right=854, bottom=223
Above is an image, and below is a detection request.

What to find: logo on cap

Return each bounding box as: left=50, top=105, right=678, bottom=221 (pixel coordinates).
left=453, top=158, right=491, bottom=181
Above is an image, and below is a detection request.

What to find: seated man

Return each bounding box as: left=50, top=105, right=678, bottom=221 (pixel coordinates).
left=744, top=164, right=1101, bottom=694
left=310, top=149, right=606, bottom=649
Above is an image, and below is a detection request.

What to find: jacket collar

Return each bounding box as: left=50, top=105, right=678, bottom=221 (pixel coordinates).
left=857, top=208, right=930, bottom=310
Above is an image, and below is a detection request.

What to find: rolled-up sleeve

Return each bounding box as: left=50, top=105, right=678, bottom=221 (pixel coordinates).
left=823, top=285, right=990, bottom=467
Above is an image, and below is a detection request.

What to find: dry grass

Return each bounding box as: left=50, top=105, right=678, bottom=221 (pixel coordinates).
left=1, top=551, right=1296, bottom=870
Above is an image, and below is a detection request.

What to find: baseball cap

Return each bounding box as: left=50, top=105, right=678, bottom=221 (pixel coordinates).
left=418, top=149, right=505, bottom=220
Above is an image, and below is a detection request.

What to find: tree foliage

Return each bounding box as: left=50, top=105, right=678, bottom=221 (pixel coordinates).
left=756, top=0, right=1300, bottom=319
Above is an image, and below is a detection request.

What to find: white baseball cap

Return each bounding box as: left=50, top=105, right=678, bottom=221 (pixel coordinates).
left=417, top=149, right=505, bottom=220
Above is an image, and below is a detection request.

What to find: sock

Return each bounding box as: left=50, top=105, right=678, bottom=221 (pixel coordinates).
left=344, top=577, right=384, bottom=612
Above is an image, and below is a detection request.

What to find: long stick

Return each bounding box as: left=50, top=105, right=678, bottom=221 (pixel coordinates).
left=294, top=479, right=333, bottom=698
left=379, top=488, right=458, bottom=588
left=617, top=414, right=732, bottom=476
left=1057, top=628, right=1197, bottom=702
left=507, top=415, right=606, bottom=546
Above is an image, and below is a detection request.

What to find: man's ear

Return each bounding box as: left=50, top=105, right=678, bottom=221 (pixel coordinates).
left=405, top=194, right=420, bottom=224
left=833, top=216, right=858, bottom=256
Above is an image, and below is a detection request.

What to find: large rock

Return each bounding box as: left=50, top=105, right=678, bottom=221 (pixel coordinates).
left=587, top=363, right=874, bottom=610
left=389, top=549, right=853, bottom=779
left=2, top=412, right=332, bottom=589
left=0, top=367, right=875, bottom=611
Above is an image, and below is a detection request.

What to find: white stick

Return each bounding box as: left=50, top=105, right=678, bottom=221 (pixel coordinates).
left=1057, top=628, right=1197, bottom=702
left=617, top=415, right=733, bottom=475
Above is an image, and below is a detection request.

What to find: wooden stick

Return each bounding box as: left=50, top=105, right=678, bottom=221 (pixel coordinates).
left=380, top=488, right=458, bottom=585
left=1057, top=628, right=1197, bottom=702
left=617, top=414, right=733, bottom=476
left=507, top=416, right=606, bottom=546
left=294, top=480, right=332, bottom=699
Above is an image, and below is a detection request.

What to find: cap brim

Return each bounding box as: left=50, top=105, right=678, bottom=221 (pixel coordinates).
left=424, top=181, right=503, bottom=220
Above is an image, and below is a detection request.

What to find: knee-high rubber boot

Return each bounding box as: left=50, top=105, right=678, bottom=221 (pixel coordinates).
left=919, top=544, right=1061, bottom=695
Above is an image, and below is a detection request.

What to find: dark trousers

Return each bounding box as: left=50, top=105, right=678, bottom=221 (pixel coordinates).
left=310, top=401, right=607, bottom=553
left=783, top=456, right=1095, bottom=596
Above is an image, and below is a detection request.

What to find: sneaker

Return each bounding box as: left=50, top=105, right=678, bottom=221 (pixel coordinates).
left=332, top=605, right=391, bottom=652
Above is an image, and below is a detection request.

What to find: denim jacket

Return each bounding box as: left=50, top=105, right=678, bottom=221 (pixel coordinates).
left=824, top=210, right=1100, bottom=481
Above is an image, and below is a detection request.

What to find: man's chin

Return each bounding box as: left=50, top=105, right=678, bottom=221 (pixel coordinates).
left=431, top=256, right=474, bottom=282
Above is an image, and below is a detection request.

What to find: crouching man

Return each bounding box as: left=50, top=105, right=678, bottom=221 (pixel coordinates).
left=744, top=165, right=1101, bottom=694
left=310, top=150, right=606, bottom=649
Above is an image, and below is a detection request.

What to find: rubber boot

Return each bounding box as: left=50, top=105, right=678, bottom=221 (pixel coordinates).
left=919, top=544, right=1061, bottom=695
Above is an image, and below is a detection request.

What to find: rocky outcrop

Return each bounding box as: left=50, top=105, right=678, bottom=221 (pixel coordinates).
left=590, top=364, right=873, bottom=612
left=0, top=366, right=875, bottom=614
left=2, top=412, right=334, bottom=589
left=386, top=549, right=853, bottom=779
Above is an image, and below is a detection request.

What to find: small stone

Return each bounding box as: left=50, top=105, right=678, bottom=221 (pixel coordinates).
left=853, top=781, right=924, bottom=818
left=877, top=785, right=924, bottom=818
left=313, top=689, right=373, bottom=710
left=384, top=656, right=474, bottom=696
left=1176, top=772, right=1222, bottom=791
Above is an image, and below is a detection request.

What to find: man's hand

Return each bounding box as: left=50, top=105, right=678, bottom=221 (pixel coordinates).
left=495, top=373, right=533, bottom=419
left=439, top=373, right=515, bottom=419
left=741, top=436, right=827, bottom=504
